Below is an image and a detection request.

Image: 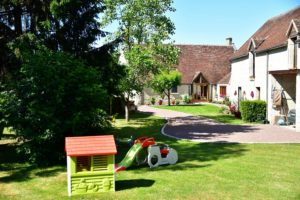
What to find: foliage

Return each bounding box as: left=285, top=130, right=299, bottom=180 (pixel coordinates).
left=150, top=97, right=156, bottom=105
left=1, top=43, right=110, bottom=164
left=181, top=94, right=191, bottom=104
left=102, top=0, right=175, bottom=44
left=240, top=100, right=267, bottom=122
left=0, top=0, right=105, bottom=56
left=222, top=96, right=231, bottom=106
left=83, top=39, right=126, bottom=97
left=219, top=106, right=231, bottom=115
left=151, top=70, right=181, bottom=106
left=101, top=0, right=177, bottom=121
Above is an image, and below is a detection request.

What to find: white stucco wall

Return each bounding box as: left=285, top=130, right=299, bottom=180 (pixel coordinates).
left=230, top=55, right=268, bottom=104
left=296, top=72, right=300, bottom=132
left=298, top=44, right=300, bottom=68
left=268, top=47, right=288, bottom=71
left=254, top=53, right=268, bottom=101
left=231, top=44, right=299, bottom=131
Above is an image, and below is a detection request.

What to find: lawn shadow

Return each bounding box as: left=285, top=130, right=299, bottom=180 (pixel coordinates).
left=116, top=179, right=155, bottom=191
left=0, top=165, right=36, bottom=183
left=0, top=139, right=65, bottom=183
left=34, top=167, right=65, bottom=177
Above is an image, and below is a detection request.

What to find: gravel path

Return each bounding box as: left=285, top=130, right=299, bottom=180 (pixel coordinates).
left=138, top=105, right=300, bottom=143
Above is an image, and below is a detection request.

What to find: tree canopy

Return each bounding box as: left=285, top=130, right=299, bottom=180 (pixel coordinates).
left=102, top=0, right=178, bottom=121
left=0, top=1, right=124, bottom=164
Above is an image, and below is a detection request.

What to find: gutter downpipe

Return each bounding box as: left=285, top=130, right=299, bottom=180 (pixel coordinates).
left=266, top=52, right=269, bottom=122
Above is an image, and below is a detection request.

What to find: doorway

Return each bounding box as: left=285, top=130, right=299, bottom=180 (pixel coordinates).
left=193, top=84, right=209, bottom=101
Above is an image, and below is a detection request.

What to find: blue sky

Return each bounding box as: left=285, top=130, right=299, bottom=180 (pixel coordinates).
left=169, top=0, right=300, bottom=48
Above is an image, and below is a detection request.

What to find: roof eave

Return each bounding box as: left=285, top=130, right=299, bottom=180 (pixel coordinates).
left=231, top=43, right=287, bottom=61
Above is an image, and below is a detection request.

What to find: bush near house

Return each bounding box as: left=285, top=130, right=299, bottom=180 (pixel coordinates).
left=240, top=100, right=267, bottom=122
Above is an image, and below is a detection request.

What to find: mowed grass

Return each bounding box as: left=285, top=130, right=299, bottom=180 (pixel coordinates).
left=1, top=113, right=300, bottom=200
left=154, top=104, right=244, bottom=124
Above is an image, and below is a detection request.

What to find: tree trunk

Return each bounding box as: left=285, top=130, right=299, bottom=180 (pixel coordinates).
left=167, top=89, right=171, bottom=106
left=109, top=96, right=112, bottom=115
left=125, top=101, right=129, bottom=123
left=0, top=126, right=4, bottom=140
left=13, top=5, right=23, bottom=36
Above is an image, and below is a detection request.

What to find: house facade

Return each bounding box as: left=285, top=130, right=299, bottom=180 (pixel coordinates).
left=230, top=7, right=300, bottom=132
left=140, top=40, right=234, bottom=104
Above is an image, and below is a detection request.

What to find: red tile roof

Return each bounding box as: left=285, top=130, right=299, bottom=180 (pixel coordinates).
left=176, top=45, right=234, bottom=84
left=218, top=72, right=231, bottom=84
left=232, top=6, right=300, bottom=60
left=65, top=135, right=117, bottom=156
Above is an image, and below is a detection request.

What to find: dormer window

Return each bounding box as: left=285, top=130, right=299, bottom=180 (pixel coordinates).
left=288, top=37, right=297, bottom=69
left=249, top=51, right=255, bottom=80
left=286, top=19, right=300, bottom=69
left=247, top=38, right=260, bottom=80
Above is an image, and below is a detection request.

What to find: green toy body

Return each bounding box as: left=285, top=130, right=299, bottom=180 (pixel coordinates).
left=69, top=155, right=115, bottom=195
left=117, top=142, right=143, bottom=170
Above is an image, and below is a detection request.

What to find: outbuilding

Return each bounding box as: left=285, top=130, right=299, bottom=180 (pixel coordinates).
left=65, top=135, right=117, bottom=196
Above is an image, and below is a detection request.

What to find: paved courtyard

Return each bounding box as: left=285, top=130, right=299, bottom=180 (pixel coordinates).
left=138, top=105, right=300, bottom=143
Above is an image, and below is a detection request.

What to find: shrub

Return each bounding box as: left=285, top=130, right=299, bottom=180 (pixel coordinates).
left=181, top=94, right=191, bottom=104
left=1, top=48, right=110, bottom=165
left=150, top=97, right=156, bottom=105
left=222, top=96, right=231, bottom=106
left=240, top=100, right=267, bottom=122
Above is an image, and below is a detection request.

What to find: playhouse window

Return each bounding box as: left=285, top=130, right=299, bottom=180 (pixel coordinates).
left=76, top=155, right=108, bottom=173
left=76, top=156, right=91, bottom=172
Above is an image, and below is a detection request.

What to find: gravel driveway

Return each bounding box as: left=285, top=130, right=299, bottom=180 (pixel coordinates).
left=138, top=105, right=300, bottom=143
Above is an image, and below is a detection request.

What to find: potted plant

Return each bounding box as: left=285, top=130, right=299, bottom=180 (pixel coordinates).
left=158, top=99, right=163, bottom=105
left=171, top=99, right=176, bottom=105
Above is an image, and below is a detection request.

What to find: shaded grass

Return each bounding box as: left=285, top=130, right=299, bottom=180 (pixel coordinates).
left=1, top=113, right=300, bottom=199
left=154, top=104, right=244, bottom=124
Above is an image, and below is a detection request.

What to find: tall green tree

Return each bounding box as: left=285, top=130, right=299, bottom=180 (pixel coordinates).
left=0, top=1, right=125, bottom=164
left=102, top=0, right=178, bottom=122
left=151, top=70, right=181, bottom=106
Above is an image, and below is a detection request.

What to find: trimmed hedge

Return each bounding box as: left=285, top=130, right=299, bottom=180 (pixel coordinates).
left=240, top=100, right=267, bottom=122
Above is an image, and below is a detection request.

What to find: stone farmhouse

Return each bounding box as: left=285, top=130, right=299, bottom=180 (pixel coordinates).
left=140, top=40, right=234, bottom=104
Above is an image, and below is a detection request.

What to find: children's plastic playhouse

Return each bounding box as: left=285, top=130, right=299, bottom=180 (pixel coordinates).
left=65, top=135, right=117, bottom=196
left=115, top=136, right=178, bottom=172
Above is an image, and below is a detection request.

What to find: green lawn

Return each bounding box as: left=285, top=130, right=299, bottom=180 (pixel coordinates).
left=154, top=104, right=244, bottom=124
left=1, top=113, right=300, bottom=199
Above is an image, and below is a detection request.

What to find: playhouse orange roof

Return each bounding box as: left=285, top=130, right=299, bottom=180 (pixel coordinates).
left=65, top=135, right=117, bottom=156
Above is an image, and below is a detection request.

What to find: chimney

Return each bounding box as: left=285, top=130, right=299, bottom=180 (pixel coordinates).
left=226, top=37, right=233, bottom=46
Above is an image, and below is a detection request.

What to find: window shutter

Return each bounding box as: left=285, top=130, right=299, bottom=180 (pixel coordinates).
left=249, top=52, right=254, bottom=79
left=288, top=38, right=295, bottom=69
left=93, top=155, right=108, bottom=171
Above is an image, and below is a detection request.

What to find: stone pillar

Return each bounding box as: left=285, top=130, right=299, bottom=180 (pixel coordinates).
left=296, top=71, right=300, bottom=132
